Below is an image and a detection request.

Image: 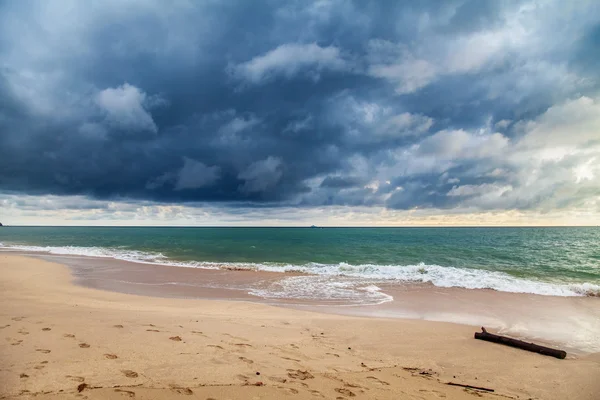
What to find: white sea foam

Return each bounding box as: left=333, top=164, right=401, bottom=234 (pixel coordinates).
left=0, top=243, right=220, bottom=270
left=248, top=276, right=394, bottom=305
left=1, top=243, right=598, bottom=298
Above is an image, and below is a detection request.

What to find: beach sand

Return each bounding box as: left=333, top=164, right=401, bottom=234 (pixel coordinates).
left=1, top=254, right=599, bottom=399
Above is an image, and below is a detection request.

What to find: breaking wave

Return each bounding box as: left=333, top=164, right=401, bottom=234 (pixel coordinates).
left=1, top=242, right=598, bottom=298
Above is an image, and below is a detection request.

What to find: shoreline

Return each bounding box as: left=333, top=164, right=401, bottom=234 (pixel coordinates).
left=1, top=241, right=598, bottom=299
left=1, top=254, right=600, bottom=399
left=3, top=249, right=600, bottom=354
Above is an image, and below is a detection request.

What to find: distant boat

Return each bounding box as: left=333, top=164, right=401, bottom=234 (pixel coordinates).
left=310, top=225, right=318, bottom=228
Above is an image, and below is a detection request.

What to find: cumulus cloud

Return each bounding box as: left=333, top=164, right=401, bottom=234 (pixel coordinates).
left=368, top=55, right=438, bottom=95
left=229, top=43, right=348, bottom=84
left=215, top=115, right=261, bottom=146
left=95, top=83, right=160, bottom=133
left=416, top=130, right=509, bottom=159
left=516, top=96, right=600, bottom=148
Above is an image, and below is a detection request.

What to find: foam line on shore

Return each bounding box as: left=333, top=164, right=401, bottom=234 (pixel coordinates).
left=1, top=242, right=598, bottom=298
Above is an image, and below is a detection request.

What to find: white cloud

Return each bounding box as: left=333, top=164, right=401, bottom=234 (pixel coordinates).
left=230, top=43, right=348, bottom=84
left=329, top=94, right=435, bottom=142
left=368, top=56, right=438, bottom=94
left=417, top=129, right=509, bottom=159
left=494, top=119, right=512, bottom=129
left=238, top=156, right=283, bottom=193
left=365, top=3, right=595, bottom=95
left=381, top=112, right=434, bottom=137
left=516, top=96, right=600, bottom=148
left=95, top=83, right=159, bottom=133
left=215, top=115, right=261, bottom=145
left=1, top=191, right=598, bottom=227
left=447, top=183, right=512, bottom=198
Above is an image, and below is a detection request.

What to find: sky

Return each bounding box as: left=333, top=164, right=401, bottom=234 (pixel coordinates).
left=1, top=0, right=599, bottom=226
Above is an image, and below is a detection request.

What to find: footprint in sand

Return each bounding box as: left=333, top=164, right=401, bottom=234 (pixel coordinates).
left=366, top=376, right=390, bottom=386
left=122, top=370, right=139, bottom=378
left=66, top=375, right=85, bottom=382
left=113, top=324, right=124, bottom=328
left=0, top=324, right=10, bottom=329
left=223, top=333, right=249, bottom=342
left=146, top=329, right=160, bottom=332
left=63, top=333, right=75, bottom=338
left=326, top=353, right=340, bottom=358
left=335, top=388, right=356, bottom=397
left=310, top=389, right=325, bottom=398
left=18, top=329, right=29, bottom=335
left=11, top=340, right=23, bottom=346
left=268, top=377, right=287, bottom=384
left=169, top=385, right=193, bottom=395
left=239, top=356, right=254, bottom=364
left=114, top=388, right=136, bottom=397
left=287, top=370, right=314, bottom=380
left=418, top=389, right=448, bottom=398
left=11, top=317, right=25, bottom=321
left=207, top=344, right=224, bottom=349
left=169, top=336, right=182, bottom=341
left=104, top=353, right=118, bottom=359
left=79, top=343, right=90, bottom=348
left=36, top=349, right=51, bottom=353
left=34, top=365, right=45, bottom=370
left=42, top=328, right=51, bottom=331
left=20, top=373, right=29, bottom=379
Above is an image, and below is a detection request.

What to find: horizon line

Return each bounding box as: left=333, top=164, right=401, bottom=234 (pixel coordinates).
left=1, top=225, right=598, bottom=228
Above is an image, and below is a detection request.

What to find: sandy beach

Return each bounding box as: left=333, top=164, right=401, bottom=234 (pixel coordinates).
left=1, top=254, right=599, bottom=400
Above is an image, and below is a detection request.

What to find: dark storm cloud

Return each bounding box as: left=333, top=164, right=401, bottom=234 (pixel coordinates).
left=0, top=0, right=599, bottom=213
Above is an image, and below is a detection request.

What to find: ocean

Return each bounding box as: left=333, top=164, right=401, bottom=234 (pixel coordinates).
left=1, top=226, right=599, bottom=302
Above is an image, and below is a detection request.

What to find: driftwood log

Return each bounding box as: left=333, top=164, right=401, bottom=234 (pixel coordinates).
left=474, top=327, right=566, bottom=359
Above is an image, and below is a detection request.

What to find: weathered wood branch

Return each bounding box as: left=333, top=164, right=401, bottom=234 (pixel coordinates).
left=474, top=327, right=566, bottom=359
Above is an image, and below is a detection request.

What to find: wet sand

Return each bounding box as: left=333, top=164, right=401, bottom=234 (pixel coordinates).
left=1, top=254, right=600, bottom=399
left=28, top=251, right=600, bottom=354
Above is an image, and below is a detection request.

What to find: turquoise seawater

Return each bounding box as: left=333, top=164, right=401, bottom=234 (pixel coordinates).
left=1, top=226, right=599, bottom=296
